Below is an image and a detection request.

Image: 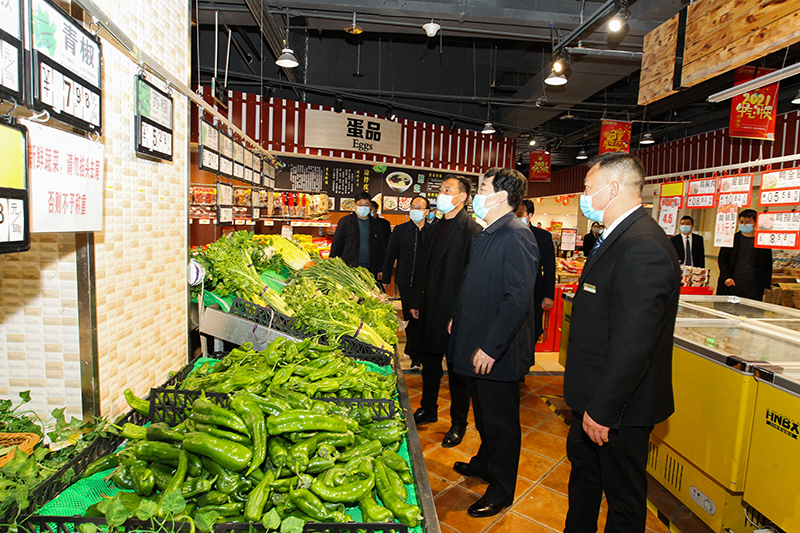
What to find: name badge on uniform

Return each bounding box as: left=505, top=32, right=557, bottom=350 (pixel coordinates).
left=583, top=283, right=597, bottom=294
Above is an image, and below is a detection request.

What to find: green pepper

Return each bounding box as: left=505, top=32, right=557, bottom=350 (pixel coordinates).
left=358, top=490, right=394, bottom=523
left=132, top=441, right=182, bottom=465
left=146, top=422, right=184, bottom=443
left=308, top=340, right=338, bottom=353
left=359, top=423, right=407, bottom=445
left=191, top=397, right=249, bottom=435
left=124, top=388, right=150, bottom=416
left=183, top=431, right=252, bottom=472
left=307, top=360, right=343, bottom=382
left=271, top=474, right=314, bottom=493
left=197, top=502, right=243, bottom=517
left=230, top=395, right=267, bottom=476
left=316, top=431, right=355, bottom=448
left=386, top=440, right=402, bottom=454
left=382, top=449, right=413, bottom=484
left=268, top=436, right=289, bottom=474
left=309, top=461, right=374, bottom=504
left=156, top=450, right=188, bottom=518
left=382, top=461, right=407, bottom=501
left=197, top=490, right=228, bottom=507
left=83, top=453, right=119, bottom=478
left=151, top=462, right=175, bottom=492
left=189, top=419, right=252, bottom=445
left=116, top=422, right=147, bottom=441
left=287, top=435, right=321, bottom=473
left=130, top=464, right=155, bottom=497
left=306, top=456, right=336, bottom=475
left=269, top=364, right=297, bottom=390
left=337, top=439, right=382, bottom=463
left=243, top=469, right=275, bottom=522
left=186, top=452, right=203, bottom=477
left=374, top=460, right=422, bottom=527
left=181, top=476, right=216, bottom=498
left=268, top=385, right=312, bottom=410
left=109, top=465, right=134, bottom=490
left=267, top=410, right=348, bottom=435
left=235, top=391, right=292, bottom=416
left=201, top=457, right=242, bottom=494
left=289, top=488, right=350, bottom=523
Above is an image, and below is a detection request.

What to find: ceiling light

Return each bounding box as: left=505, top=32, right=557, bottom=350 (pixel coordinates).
left=276, top=44, right=299, bottom=68
left=386, top=105, right=396, bottom=121
left=345, top=12, right=363, bottom=34
left=545, top=70, right=568, bottom=86
left=640, top=132, right=655, bottom=145
left=529, top=139, right=536, bottom=146
left=576, top=149, right=588, bottom=160
left=560, top=112, right=575, bottom=120
left=334, top=96, right=343, bottom=113
left=791, top=88, right=800, bottom=105
left=423, top=19, right=440, bottom=38
left=553, top=59, right=565, bottom=73
left=482, top=122, right=495, bottom=135
left=608, top=7, right=630, bottom=33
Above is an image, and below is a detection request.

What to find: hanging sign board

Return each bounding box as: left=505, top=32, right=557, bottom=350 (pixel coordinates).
left=660, top=181, right=684, bottom=209
left=251, top=190, right=260, bottom=220
left=561, top=228, right=577, bottom=251
left=305, top=109, right=402, bottom=157
left=715, top=204, right=738, bottom=248
left=0, top=121, right=30, bottom=253
left=233, top=142, right=244, bottom=181
left=659, top=202, right=679, bottom=235
left=244, top=149, right=254, bottom=184
left=729, top=66, right=778, bottom=141
left=599, top=120, right=632, bottom=154
left=216, top=181, right=233, bottom=226
left=528, top=151, right=551, bottom=182
left=28, top=0, right=101, bottom=133
left=0, top=0, right=24, bottom=102
left=718, top=173, right=753, bottom=207
left=134, top=76, right=173, bottom=161
left=759, top=167, right=800, bottom=207
left=23, top=119, right=104, bottom=232
left=218, top=133, right=233, bottom=178
left=198, top=119, right=219, bottom=173
left=755, top=211, right=800, bottom=250
left=686, top=177, right=718, bottom=209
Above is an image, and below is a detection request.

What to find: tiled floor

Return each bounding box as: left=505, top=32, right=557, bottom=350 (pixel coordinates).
left=400, top=359, right=670, bottom=533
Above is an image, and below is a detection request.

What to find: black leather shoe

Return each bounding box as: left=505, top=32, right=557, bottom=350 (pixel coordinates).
left=467, top=497, right=511, bottom=518
left=441, top=424, right=466, bottom=448
left=413, top=408, right=438, bottom=425
left=453, top=461, right=479, bottom=478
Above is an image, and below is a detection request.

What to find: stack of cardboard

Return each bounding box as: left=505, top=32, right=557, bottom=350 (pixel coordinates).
left=766, top=267, right=800, bottom=308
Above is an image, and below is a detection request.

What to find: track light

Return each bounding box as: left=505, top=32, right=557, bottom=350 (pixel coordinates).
left=529, top=139, right=536, bottom=146
left=576, top=149, right=588, bottom=160
left=553, top=59, right=565, bottom=73
left=423, top=19, right=440, bottom=38
left=482, top=122, right=496, bottom=135
left=345, top=12, right=363, bottom=34
left=640, top=132, right=655, bottom=145
left=545, top=70, right=568, bottom=86
left=608, top=6, right=630, bottom=33
left=792, top=88, right=800, bottom=105
left=334, top=96, right=343, bottom=113
left=386, top=105, right=396, bottom=121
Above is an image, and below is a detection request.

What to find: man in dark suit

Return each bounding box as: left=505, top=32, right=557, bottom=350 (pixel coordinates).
left=371, top=200, right=392, bottom=245
left=330, top=191, right=387, bottom=280
left=449, top=168, right=539, bottom=517
left=410, top=175, right=482, bottom=448
left=521, top=199, right=556, bottom=340
left=565, top=152, right=681, bottom=533
left=670, top=215, right=705, bottom=268
left=716, top=208, right=772, bottom=301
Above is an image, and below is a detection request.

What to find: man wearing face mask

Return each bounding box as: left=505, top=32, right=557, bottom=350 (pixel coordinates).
left=582, top=222, right=602, bottom=254
left=410, top=175, right=482, bottom=448
left=670, top=215, right=705, bottom=268
left=449, top=168, right=538, bottom=517
left=330, top=191, right=387, bottom=280
left=716, top=209, right=772, bottom=300
left=381, top=196, right=431, bottom=370
left=371, top=200, right=392, bottom=247
left=565, top=152, right=680, bottom=533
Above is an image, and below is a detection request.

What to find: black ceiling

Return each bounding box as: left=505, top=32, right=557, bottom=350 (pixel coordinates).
left=192, top=0, right=800, bottom=171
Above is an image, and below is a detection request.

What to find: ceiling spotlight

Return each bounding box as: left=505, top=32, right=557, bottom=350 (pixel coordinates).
left=345, top=12, right=363, bottom=34
left=793, top=89, right=800, bottom=105
left=576, top=149, right=588, bottom=160
left=276, top=43, right=299, bottom=68
left=482, top=122, right=496, bottom=135
left=386, top=105, right=396, bottom=121
left=553, top=59, right=565, bottom=73
left=608, top=5, right=631, bottom=33
left=640, top=132, right=655, bottom=145
left=334, top=96, right=343, bottom=113
left=449, top=117, right=457, bottom=131
left=423, top=19, right=441, bottom=38
left=560, top=112, right=575, bottom=120
left=545, top=70, right=568, bottom=86
left=529, top=139, right=536, bottom=146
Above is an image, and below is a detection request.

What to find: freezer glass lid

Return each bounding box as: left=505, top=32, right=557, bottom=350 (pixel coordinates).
left=674, top=323, right=800, bottom=363
left=680, top=295, right=800, bottom=320
left=676, top=303, right=733, bottom=321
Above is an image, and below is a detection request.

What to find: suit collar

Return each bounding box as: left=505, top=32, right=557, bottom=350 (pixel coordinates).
left=435, top=208, right=469, bottom=262
left=485, top=211, right=515, bottom=234
left=581, top=206, right=647, bottom=281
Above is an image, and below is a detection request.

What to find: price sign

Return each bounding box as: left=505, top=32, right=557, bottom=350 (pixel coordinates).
left=233, top=142, right=244, bottom=180
left=252, top=190, right=261, bottom=220
left=219, top=133, right=233, bottom=178
left=29, top=0, right=102, bottom=133
left=759, top=167, right=800, bottom=207
left=134, top=76, right=173, bottom=161
left=715, top=204, right=738, bottom=248
left=755, top=211, right=800, bottom=250
left=561, top=228, right=577, bottom=251
left=686, top=177, right=718, bottom=209
left=718, top=173, right=753, bottom=207
left=660, top=181, right=684, bottom=209
left=659, top=203, right=679, bottom=235
left=0, top=0, right=24, bottom=102
left=0, top=122, right=30, bottom=254
left=216, top=181, right=233, bottom=226
left=198, top=120, right=219, bottom=173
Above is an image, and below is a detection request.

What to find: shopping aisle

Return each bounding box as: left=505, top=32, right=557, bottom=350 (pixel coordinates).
left=402, top=370, right=670, bottom=533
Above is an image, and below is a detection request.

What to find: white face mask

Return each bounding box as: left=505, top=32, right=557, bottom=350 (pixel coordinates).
left=437, top=193, right=461, bottom=214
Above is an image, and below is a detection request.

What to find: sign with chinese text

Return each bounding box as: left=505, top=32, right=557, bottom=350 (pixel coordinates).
left=232, top=142, right=244, bottom=180
left=660, top=181, right=684, bottom=209
left=599, top=120, right=632, bottom=154
left=718, top=173, right=753, bottom=207
left=198, top=120, right=219, bottom=173
left=0, top=121, right=29, bottom=253
left=528, top=151, right=551, bottom=182
left=715, top=204, right=738, bottom=248
left=219, top=132, right=233, bottom=178
left=305, top=109, right=402, bottom=157
left=251, top=190, right=260, bottom=220
left=686, top=177, right=717, bottom=209
left=244, top=149, right=254, bottom=184
left=29, top=0, right=102, bottom=132
left=729, top=66, right=778, bottom=141
left=755, top=211, right=800, bottom=250
left=759, top=167, right=800, bottom=207
left=23, top=119, right=104, bottom=232
left=216, top=182, right=233, bottom=226
left=659, top=202, right=679, bottom=235
left=0, top=0, right=24, bottom=102
left=561, top=228, right=577, bottom=251
left=134, top=76, right=173, bottom=161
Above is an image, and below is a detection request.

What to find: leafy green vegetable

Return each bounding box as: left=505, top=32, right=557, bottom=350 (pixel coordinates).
left=281, top=516, right=305, bottom=533
left=196, top=509, right=219, bottom=532
left=263, top=508, right=281, bottom=530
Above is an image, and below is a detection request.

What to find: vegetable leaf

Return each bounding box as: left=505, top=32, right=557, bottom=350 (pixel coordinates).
left=263, top=508, right=281, bottom=530
left=196, top=509, right=219, bottom=533
left=280, top=516, right=305, bottom=533
left=18, top=391, right=31, bottom=404
left=160, top=489, right=186, bottom=515
left=135, top=499, right=158, bottom=520
left=78, top=524, right=99, bottom=533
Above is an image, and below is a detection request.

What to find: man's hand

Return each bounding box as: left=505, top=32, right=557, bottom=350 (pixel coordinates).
left=542, top=297, right=554, bottom=309
left=447, top=319, right=452, bottom=334
left=472, top=348, right=495, bottom=375
left=764, top=288, right=771, bottom=296
left=382, top=284, right=391, bottom=293
left=724, top=278, right=736, bottom=287
left=410, top=309, right=419, bottom=319
left=582, top=412, right=610, bottom=446
left=377, top=272, right=383, bottom=281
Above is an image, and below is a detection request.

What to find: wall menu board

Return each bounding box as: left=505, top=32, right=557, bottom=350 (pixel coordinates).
left=29, top=0, right=102, bottom=133
left=0, top=0, right=24, bottom=102
left=0, top=121, right=30, bottom=253
left=274, top=156, right=477, bottom=213
left=135, top=76, right=173, bottom=161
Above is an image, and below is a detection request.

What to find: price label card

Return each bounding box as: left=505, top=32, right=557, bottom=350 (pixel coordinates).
left=660, top=182, right=684, bottom=209
left=219, top=133, right=233, bottom=159
left=216, top=182, right=233, bottom=206
left=686, top=177, right=718, bottom=209
left=135, top=76, right=173, bottom=161
left=715, top=204, right=738, bottom=248
left=561, top=228, right=577, bottom=251
left=219, top=157, right=233, bottom=178
left=217, top=206, right=233, bottom=226
left=252, top=207, right=260, bottom=220
left=718, top=173, right=753, bottom=207
left=0, top=122, right=30, bottom=254
left=659, top=203, right=679, bottom=235
left=755, top=211, right=800, bottom=250
left=234, top=219, right=245, bottom=225
left=759, top=167, right=800, bottom=207
left=200, top=120, right=218, bottom=151
left=0, top=0, right=23, bottom=101
left=759, top=187, right=800, bottom=206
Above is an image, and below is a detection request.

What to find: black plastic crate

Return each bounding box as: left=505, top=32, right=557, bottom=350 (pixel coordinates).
left=148, top=388, right=231, bottom=425
left=303, top=524, right=408, bottom=533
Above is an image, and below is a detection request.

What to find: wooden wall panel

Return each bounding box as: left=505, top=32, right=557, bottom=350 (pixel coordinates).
left=637, top=14, right=680, bottom=105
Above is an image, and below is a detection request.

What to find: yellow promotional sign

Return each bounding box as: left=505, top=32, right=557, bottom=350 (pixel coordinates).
left=0, top=123, right=26, bottom=189
left=0, top=121, right=30, bottom=254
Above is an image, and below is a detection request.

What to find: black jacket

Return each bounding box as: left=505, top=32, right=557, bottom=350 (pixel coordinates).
left=450, top=213, right=539, bottom=382
left=381, top=220, right=429, bottom=288
left=716, top=231, right=773, bottom=295
left=670, top=232, right=706, bottom=268
left=530, top=225, right=556, bottom=302
left=582, top=232, right=598, bottom=254
left=329, top=213, right=387, bottom=275
left=565, top=207, right=681, bottom=429
left=413, top=208, right=482, bottom=354
left=376, top=217, right=392, bottom=245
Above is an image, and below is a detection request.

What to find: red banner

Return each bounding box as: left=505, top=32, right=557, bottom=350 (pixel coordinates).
left=599, top=120, right=632, bottom=154
left=528, top=151, right=551, bottom=182
left=729, top=66, right=778, bottom=141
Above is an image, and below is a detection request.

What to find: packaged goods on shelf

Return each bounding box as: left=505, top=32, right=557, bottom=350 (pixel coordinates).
left=680, top=266, right=710, bottom=288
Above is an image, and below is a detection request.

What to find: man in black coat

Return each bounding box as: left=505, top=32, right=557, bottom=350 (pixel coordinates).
left=381, top=195, right=431, bottom=369
left=449, top=168, right=539, bottom=517
left=330, top=191, right=387, bottom=280
left=521, top=199, right=556, bottom=340
left=670, top=215, right=706, bottom=267
left=565, top=152, right=680, bottom=533
left=716, top=208, right=772, bottom=301
left=410, top=175, right=482, bottom=448
left=371, top=200, right=392, bottom=245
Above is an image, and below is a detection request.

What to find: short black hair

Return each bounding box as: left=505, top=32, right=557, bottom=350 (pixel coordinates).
left=588, top=152, right=646, bottom=193
left=591, top=221, right=600, bottom=228
left=354, top=191, right=370, bottom=202
left=739, top=208, right=757, bottom=220
left=412, top=195, right=430, bottom=209
left=521, top=199, right=535, bottom=216
left=444, top=174, right=472, bottom=197
left=370, top=200, right=379, bottom=209
left=681, top=215, right=695, bottom=224
left=483, top=167, right=526, bottom=211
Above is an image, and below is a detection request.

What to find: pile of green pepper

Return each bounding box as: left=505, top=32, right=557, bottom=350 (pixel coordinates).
left=84, top=337, right=421, bottom=529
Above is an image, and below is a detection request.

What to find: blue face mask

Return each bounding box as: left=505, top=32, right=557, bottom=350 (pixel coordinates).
left=739, top=224, right=754, bottom=234
left=471, top=192, right=499, bottom=220
left=436, top=193, right=459, bottom=214
left=409, top=209, right=425, bottom=223
left=579, top=182, right=613, bottom=223
left=679, top=225, right=692, bottom=235
left=356, top=205, right=371, bottom=218
left=426, top=211, right=436, bottom=221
